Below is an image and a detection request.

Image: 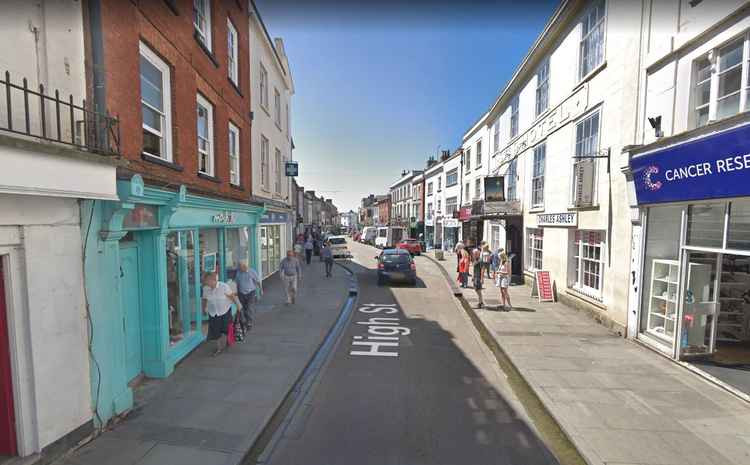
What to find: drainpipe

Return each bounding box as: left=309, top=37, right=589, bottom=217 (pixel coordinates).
left=88, top=0, right=107, bottom=142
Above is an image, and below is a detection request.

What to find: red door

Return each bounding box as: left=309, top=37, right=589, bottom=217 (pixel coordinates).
left=0, top=261, right=17, bottom=456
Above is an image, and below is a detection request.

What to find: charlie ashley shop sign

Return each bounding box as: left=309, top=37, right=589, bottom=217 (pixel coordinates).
left=630, top=123, right=750, bottom=205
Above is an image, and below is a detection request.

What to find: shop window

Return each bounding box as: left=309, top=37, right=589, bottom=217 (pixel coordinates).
left=166, top=230, right=198, bottom=347
left=526, top=228, right=543, bottom=271
left=260, top=225, right=282, bottom=277
left=570, top=230, right=605, bottom=299
left=686, top=203, right=725, bottom=248
left=224, top=227, right=251, bottom=286
left=199, top=229, right=220, bottom=277
left=640, top=205, right=683, bottom=339
left=727, top=199, right=750, bottom=250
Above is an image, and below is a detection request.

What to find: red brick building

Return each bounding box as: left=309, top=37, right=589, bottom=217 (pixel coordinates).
left=377, top=195, right=391, bottom=226
left=88, top=0, right=254, bottom=199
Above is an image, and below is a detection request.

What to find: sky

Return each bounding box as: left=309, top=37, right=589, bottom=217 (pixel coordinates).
left=255, top=0, right=559, bottom=212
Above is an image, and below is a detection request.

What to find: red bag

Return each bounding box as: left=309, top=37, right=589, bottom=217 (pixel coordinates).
left=227, top=317, right=235, bottom=346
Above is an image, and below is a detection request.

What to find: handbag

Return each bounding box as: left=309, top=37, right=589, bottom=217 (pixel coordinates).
left=227, top=316, right=235, bottom=346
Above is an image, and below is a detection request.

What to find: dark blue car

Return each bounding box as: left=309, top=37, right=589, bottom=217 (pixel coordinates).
left=376, top=248, right=417, bottom=286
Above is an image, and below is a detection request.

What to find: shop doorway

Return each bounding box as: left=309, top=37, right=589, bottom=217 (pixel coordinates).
left=0, top=261, right=17, bottom=457
left=119, top=243, right=143, bottom=382
left=505, top=218, right=523, bottom=284
left=688, top=253, right=750, bottom=395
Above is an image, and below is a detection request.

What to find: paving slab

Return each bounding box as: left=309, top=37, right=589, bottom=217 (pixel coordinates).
left=425, top=251, right=750, bottom=465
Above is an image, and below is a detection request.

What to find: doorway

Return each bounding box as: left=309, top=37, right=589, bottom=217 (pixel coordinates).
left=505, top=218, right=523, bottom=284
left=689, top=253, right=750, bottom=395
left=0, top=260, right=17, bottom=457
left=119, top=243, right=143, bottom=382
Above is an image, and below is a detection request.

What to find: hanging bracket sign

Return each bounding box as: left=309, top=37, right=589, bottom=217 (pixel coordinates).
left=534, top=270, right=555, bottom=302
left=285, top=161, right=299, bottom=177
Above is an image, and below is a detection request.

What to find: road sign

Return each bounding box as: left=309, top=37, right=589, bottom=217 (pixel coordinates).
left=534, top=270, right=554, bottom=302
left=285, top=161, right=299, bottom=177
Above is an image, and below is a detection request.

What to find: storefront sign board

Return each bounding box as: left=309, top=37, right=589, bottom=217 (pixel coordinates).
left=630, top=123, right=750, bottom=204
left=537, top=212, right=577, bottom=227
left=260, top=211, right=290, bottom=224
left=443, top=218, right=460, bottom=228
left=425, top=218, right=434, bottom=227
left=458, top=207, right=472, bottom=221
left=211, top=211, right=236, bottom=224
left=534, top=270, right=554, bottom=302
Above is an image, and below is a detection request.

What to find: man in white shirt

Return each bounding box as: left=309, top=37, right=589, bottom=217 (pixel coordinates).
left=202, top=272, right=243, bottom=356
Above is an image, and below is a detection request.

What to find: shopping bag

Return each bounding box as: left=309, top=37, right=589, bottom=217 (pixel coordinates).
left=227, top=317, right=235, bottom=346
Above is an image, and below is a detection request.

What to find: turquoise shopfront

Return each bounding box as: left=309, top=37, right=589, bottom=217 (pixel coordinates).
left=82, top=175, right=264, bottom=425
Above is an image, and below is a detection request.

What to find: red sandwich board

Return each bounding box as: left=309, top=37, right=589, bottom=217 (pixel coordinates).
left=534, top=270, right=554, bottom=302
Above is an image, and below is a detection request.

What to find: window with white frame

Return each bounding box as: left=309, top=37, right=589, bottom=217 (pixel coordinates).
left=427, top=182, right=433, bottom=195
left=693, top=35, right=749, bottom=128
left=427, top=203, right=433, bottom=219
left=536, top=58, right=549, bottom=116
left=532, top=142, right=546, bottom=208
left=437, top=176, right=442, bottom=191
left=274, top=88, right=281, bottom=127
left=446, top=196, right=458, bottom=216
left=227, top=19, right=238, bottom=85
left=475, top=178, right=481, bottom=199
left=572, top=110, right=600, bottom=207
left=228, top=122, right=240, bottom=185
left=493, top=121, right=500, bottom=153
left=475, top=140, right=482, bottom=168
left=261, top=135, right=269, bottom=189
left=465, top=183, right=470, bottom=202
left=510, top=96, right=519, bottom=138
left=196, top=94, right=214, bottom=176
left=275, top=148, right=282, bottom=193
left=446, top=169, right=458, bottom=187
left=465, top=148, right=471, bottom=172
left=259, top=63, right=268, bottom=109
left=527, top=228, right=543, bottom=271
left=140, top=42, right=172, bottom=161
left=506, top=159, right=517, bottom=201
left=193, top=0, right=212, bottom=51
left=570, top=230, right=605, bottom=299
left=579, top=0, right=605, bottom=79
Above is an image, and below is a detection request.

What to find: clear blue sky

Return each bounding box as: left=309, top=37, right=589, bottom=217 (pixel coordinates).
left=255, top=0, right=558, bottom=212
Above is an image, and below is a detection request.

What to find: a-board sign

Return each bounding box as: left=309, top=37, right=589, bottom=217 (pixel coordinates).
left=534, top=270, right=554, bottom=302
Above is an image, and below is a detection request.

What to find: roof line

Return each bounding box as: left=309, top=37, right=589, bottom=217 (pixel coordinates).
left=249, top=0, right=287, bottom=77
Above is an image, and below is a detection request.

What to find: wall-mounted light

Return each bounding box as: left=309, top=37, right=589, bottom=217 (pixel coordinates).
left=648, top=116, right=663, bottom=138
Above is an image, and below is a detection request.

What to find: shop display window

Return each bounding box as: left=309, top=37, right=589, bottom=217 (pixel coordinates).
left=727, top=199, right=750, bottom=251
left=686, top=203, right=725, bottom=248
left=166, top=230, right=198, bottom=346
left=260, top=227, right=269, bottom=276
left=200, top=229, right=220, bottom=276
left=640, top=205, right=683, bottom=341
left=224, top=227, right=251, bottom=286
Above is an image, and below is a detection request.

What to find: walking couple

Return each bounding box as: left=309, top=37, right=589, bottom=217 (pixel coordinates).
left=457, top=241, right=512, bottom=311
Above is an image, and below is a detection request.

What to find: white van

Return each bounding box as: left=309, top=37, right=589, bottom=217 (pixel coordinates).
left=375, top=226, right=405, bottom=249
left=360, top=226, right=377, bottom=245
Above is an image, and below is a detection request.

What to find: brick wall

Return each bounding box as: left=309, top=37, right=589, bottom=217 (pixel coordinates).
left=99, top=0, right=253, bottom=202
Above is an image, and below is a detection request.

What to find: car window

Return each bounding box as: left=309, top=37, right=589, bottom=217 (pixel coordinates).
left=329, top=238, right=346, bottom=245
left=382, top=254, right=411, bottom=263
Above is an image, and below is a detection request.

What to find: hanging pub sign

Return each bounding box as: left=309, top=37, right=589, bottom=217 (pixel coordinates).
left=630, top=123, right=750, bottom=205
left=484, top=176, right=505, bottom=202
left=285, top=161, right=299, bottom=177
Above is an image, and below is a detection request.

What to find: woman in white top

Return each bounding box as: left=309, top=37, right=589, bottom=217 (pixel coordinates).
left=497, top=253, right=512, bottom=311
left=202, top=272, right=243, bottom=356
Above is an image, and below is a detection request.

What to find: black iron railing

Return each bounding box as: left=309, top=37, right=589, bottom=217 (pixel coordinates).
left=0, top=71, right=120, bottom=155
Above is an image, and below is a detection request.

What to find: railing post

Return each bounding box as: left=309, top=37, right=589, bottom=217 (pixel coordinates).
left=69, top=94, right=75, bottom=145
left=4, top=71, right=11, bottom=131
left=55, top=89, right=61, bottom=141
left=22, top=77, right=30, bottom=134
left=39, top=83, right=46, bottom=139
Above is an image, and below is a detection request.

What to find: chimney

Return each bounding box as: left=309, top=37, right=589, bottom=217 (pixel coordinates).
left=440, top=150, right=450, bottom=161
left=401, top=169, right=408, bottom=177
left=426, top=156, right=437, bottom=168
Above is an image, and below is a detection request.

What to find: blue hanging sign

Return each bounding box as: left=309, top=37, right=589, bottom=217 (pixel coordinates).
left=630, top=123, right=750, bottom=205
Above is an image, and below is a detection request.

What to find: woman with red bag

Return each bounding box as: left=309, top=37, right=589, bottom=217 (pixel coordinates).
left=457, top=248, right=470, bottom=288
left=202, top=272, right=243, bottom=356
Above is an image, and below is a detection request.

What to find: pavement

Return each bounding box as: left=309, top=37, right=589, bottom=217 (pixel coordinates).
left=426, top=250, right=750, bottom=465
left=55, top=258, right=351, bottom=465
left=262, top=240, right=560, bottom=465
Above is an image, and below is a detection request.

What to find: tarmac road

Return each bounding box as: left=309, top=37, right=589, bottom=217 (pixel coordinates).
left=261, top=240, right=559, bottom=465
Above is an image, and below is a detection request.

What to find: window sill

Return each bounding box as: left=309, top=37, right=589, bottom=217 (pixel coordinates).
left=197, top=172, right=221, bottom=183
left=141, top=153, right=184, bottom=172
left=230, top=183, right=244, bottom=191
left=194, top=31, right=219, bottom=68
left=574, top=61, right=607, bottom=90
left=475, top=165, right=482, bottom=171
left=567, top=204, right=599, bottom=211
left=228, top=78, right=243, bottom=97
left=529, top=206, right=545, bottom=213
left=566, top=287, right=605, bottom=307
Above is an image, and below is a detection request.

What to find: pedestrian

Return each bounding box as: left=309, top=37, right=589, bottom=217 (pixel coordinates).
left=304, top=237, right=314, bottom=264
left=497, top=252, right=512, bottom=311
left=454, top=240, right=465, bottom=273
left=233, top=261, right=261, bottom=332
left=472, top=248, right=485, bottom=308
left=480, top=242, right=493, bottom=279
left=321, top=241, right=334, bottom=277
left=202, top=272, right=243, bottom=356
left=490, top=247, right=504, bottom=279
left=294, top=238, right=304, bottom=262
left=279, top=250, right=302, bottom=305
left=457, top=248, right=470, bottom=288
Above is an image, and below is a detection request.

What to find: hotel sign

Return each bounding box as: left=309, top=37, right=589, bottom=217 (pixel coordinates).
left=497, top=83, right=589, bottom=167
left=537, top=212, right=577, bottom=227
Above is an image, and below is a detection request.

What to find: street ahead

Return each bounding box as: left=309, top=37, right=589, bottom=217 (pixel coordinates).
left=260, top=240, right=559, bottom=465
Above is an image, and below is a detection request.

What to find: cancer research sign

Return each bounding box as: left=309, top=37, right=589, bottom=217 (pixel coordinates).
left=630, top=124, right=750, bottom=205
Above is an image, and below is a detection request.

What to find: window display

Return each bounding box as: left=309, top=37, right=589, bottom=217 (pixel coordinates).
left=727, top=199, right=750, bottom=251
left=260, top=225, right=282, bottom=277
left=224, top=227, right=251, bottom=285
left=166, top=230, right=198, bottom=346
left=686, top=203, right=725, bottom=248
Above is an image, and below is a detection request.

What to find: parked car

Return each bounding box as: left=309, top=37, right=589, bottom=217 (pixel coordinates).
left=360, top=226, right=377, bottom=245
left=396, top=238, right=422, bottom=256
left=375, top=248, right=417, bottom=286
left=327, top=235, right=351, bottom=258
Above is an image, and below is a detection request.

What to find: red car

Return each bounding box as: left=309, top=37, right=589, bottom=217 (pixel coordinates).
left=396, top=238, right=422, bottom=256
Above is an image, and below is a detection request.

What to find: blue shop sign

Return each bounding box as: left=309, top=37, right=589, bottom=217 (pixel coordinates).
left=630, top=123, right=750, bottom=205
left=260, top=211, right=290, bottom=224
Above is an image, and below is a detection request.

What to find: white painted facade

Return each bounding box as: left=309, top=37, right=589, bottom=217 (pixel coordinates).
left=0, top=0, right=119, bottom=456
left=440, top=152, right=463, bottom=250
left=389, top=171, right=420, bottom=227
left=249, top=3, right=295, bottom=278
left=474, top=0, right=643, bottom=331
